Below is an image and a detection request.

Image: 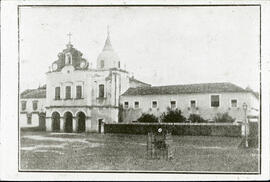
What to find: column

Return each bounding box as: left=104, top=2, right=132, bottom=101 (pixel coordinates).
left=60, top=117, right=65, bottom=132
left=72, top=117, right=78, bottom=132
left=45, top=117, right=52, bottom=131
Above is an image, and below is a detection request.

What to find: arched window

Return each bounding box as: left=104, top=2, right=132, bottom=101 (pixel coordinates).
left=99, top=84, right=105, bottom=98
left=100, top=60, right=104, bottom=68
left=65, top=53, right=72, bottom=65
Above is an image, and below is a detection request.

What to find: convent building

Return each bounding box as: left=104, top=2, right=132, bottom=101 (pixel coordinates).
left=20, top=30, right=259, bottom=132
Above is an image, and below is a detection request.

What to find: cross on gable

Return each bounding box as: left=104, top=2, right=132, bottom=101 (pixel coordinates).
left=67, top=32, right=72, bottom=43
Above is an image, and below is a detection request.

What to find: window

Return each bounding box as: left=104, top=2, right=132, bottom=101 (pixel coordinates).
left=100, top=60, right=104, bottom=68
left=170, top=101, right=176, bottom=109
left=27, top=114, right=32, bottom=124
left=76, top=85, right=82, bottom=99
left=124, top=101, right=129, bottom=109
left=118, top=61, right=120, bottom=68
left=152, top=101, right=157, bottom=108
left=32, top=101, right=38, bottom=110
left=99, top=84, right=105, bottom=98
left=231, top=99, right=237, bottom=107
left=21, top=101, right=26, bottom=111
left=211, top=95, right=220, bottom=107
left=65, top=86, right=71, bottom=99
left=55, top=87, right=60, bottom=100
left=190, top=100, right=196, bottom=108
left=65, top=53, right=72, bottom=64
left=134, top=101, right=139, bottom=109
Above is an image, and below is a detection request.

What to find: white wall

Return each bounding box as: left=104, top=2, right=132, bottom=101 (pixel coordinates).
left=46, top=68, right=129, bottom=108
left=20, top=113, right=40, bottom=127
left=120, top=92, right=259, bottom=122
left=45, top=65, right=130, bottom=132
left=19, top=98, right=46, bottom=128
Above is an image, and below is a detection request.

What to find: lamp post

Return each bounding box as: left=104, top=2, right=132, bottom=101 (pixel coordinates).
left=243, top=102, right=248, bottom=148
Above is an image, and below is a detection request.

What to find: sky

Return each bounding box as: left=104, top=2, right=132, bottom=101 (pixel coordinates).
left=19, top=6, right=260, bottom=92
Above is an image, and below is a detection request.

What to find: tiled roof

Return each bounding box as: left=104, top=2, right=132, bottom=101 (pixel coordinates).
left=21, top=88, right=46, bottom=99
left=122, top=82, right=249, bottom=96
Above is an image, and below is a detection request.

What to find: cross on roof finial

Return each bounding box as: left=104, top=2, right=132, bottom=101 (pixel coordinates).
left=67, top=32, right=72, bottom=44
left=107, top=25, right=110, bottom=36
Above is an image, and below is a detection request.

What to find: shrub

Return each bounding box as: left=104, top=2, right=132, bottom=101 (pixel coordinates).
left=188, top=114, right=207, bottom=123
left=213, top=112, right=235, bottom=123
left=161, top=107, right=186, bottom=123
left=137, top=113, right=159, bottom=123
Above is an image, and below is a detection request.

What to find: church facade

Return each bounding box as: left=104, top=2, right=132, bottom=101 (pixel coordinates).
left=44, top=32, right=149, bottom=133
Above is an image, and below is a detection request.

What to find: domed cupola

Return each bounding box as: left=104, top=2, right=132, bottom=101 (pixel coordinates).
left=97, top=28, right=120, bottom=70
left=51, top=33, right=88, bottom=72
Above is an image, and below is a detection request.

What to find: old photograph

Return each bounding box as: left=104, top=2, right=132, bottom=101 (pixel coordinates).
left=17, top=5, right=261, bottom=173
left=1, top=0, right=268, bottom=179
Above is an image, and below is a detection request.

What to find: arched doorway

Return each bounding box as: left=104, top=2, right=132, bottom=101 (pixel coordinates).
left=52, top=112, right=60, bottom=132
left=64, top=112, right=73, bottom=133
left=77, top=112, right=86, bottom=133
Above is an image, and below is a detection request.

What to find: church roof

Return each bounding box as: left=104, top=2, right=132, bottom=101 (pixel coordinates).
left=103, top=33, right=113, bottom=51
left=21, top=88, right=46, bottom=99
left=51, top=43, right=88, bottom=72
left=122, top=82, right=252, bottom=96
left=97, top=29, right=120, bottom=69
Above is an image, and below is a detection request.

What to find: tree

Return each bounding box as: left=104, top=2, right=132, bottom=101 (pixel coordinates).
left=188, top=114, right=207, bottom=123
left=160, top=107, right=186, bottom=123
left=213, top=112, right=235, bottom=123
left=137, top=113, right=159, bottom=123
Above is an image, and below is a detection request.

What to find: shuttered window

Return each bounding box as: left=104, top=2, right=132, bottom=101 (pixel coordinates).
left=231, top=99, right=237, bottom=107
left=170, top=101, right=176, bottom=109
left=65, top=86, right=71, bottom=99
left=211, top=95, right=220, bottom=107
left=99, top=84, right=105, bottom=98
left=32, top=101, right=38, bottom=110
left=55, top=87, right=60, bottom=100
left=21, top=101, right=26, bottom=111
left=190, top=100, right=196, bottom=108
left=76, top=85, right=82, bottom=99
left=124, top=102, right=129, bottom=109
left=27, top=114, right=32, bottom=124
left=134, top=101, right=139, bottom=109
left=152, top=101, right=157, bottom=108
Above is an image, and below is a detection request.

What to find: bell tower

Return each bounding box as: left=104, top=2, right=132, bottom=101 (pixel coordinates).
left=96, top=27, right=120, bottom=70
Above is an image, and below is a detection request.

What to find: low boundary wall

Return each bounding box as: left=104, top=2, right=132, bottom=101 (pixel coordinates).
left=104, top=123, right=243, bottom=137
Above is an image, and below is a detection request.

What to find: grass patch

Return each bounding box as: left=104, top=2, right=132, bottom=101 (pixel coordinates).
left=20, top=131, right=259, bottom=172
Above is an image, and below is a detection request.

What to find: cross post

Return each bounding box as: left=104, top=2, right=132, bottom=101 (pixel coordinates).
left=67, top=32, right=72, bottom=44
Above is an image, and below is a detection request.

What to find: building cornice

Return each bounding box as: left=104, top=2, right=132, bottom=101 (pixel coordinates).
left=45, top=105, right=119, bottom=109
